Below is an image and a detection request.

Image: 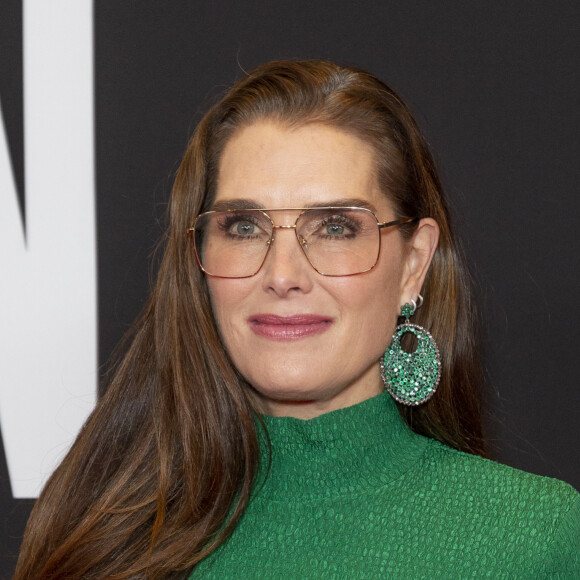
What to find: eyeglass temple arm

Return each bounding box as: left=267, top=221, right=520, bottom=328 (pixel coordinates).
left=378, top=217, right=419, bottom=229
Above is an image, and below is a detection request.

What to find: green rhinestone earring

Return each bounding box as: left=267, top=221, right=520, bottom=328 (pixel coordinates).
left=380, top=295, right=441, bottom=406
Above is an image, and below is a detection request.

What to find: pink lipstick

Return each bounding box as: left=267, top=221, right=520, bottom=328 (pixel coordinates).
left=248, top=314, right=333, bottom=340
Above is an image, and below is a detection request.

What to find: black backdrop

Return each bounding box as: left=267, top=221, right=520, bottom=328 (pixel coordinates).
left=2, top=1, right=579, bottom=576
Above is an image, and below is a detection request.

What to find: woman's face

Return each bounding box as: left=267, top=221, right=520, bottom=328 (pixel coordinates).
left=207, top=121, right=435, bottom=418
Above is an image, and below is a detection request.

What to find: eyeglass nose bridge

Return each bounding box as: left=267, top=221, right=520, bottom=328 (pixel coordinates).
left=266, top=223, right=295, bottom=244
left=264, top=224, right=311, bottom=269
left=267, top=223, right=309, bottom=249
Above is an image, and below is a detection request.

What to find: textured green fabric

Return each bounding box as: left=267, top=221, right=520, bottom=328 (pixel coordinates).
left=192, top=392, right=580, bottom=579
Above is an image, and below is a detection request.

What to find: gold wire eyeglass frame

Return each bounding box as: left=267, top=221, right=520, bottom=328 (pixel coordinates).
left=187, top=206, right=417, bottom=278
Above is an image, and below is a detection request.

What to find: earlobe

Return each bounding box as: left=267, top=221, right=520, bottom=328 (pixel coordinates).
left=400, top=218, right=439, bottom=300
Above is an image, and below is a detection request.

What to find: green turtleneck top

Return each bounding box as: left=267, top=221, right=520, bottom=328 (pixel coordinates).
left=192, top=392, right=580, bottom=578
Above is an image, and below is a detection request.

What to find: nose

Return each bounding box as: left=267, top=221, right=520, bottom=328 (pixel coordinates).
left=260, top=226, right=314, bottom=297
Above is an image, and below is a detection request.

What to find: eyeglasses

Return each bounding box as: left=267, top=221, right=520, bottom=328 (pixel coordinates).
left=188, top=207, right=416, bottom=278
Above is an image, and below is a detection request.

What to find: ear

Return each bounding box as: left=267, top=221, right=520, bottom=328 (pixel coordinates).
left=399, top=218, right=439, bottom=303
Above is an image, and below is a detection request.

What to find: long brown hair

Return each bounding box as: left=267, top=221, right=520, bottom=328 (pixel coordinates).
left=15, top=60, right=486, bottom=579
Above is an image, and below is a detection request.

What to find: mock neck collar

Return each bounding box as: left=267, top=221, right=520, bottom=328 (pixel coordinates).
left=254, top=391, right=429, bottom=501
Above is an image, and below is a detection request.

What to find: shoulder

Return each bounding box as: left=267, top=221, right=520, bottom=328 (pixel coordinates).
left=419, top=438, right=580, bottom=576
left=424, top=438, right=579, bottom=507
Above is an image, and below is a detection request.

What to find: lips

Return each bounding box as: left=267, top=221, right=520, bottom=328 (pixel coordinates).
left=247, top=314, right=334, bottom=340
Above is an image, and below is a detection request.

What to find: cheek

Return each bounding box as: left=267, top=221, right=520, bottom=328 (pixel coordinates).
left=206, top=279, right=251, bottom=341
left=330, top=274, right=400, bottom=341
left=339, top=258, right=405, bottom=339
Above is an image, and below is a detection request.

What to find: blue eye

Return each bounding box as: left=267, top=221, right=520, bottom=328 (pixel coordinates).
left=236, top=222, right=255, bottom=235
left=326, top=224, right=345, bottom=236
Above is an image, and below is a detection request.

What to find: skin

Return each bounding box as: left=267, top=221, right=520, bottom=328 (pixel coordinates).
left=207, top=121, right=439, bottom=419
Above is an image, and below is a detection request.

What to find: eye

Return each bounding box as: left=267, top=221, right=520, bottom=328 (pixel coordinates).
left=297, top=210, right=366, bottom=242
left=216, top=212, right=270, bottom=241
left=234, top=221, right=256, bottom=236
left=325, top=223, right=346, bottom=236
left=317, top=214, right=360, bottom=239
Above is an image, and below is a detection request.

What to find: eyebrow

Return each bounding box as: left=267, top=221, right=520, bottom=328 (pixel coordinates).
left=210, top=198, right=379, bottom=213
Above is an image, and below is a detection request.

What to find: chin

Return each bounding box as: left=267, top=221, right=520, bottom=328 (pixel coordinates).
left=251, top=382, right=321, bottom=402
left=247, top=374, right=331, bottom=403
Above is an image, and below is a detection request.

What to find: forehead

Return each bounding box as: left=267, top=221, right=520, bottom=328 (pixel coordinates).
left=215, top=121, right=392, bottom=215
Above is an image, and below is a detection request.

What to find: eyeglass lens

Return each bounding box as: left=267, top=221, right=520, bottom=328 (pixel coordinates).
left=193, top=208, right=381, bottom=277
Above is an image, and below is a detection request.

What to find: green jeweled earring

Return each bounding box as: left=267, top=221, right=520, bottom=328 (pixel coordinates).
left=380, top=295, right=441, bottom=406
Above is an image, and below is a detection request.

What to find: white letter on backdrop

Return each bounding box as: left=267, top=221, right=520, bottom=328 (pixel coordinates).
left=0, top=0, right=96, bottom=498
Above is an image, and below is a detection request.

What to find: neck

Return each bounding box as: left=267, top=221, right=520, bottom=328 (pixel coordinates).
left=255, top=391, right=429, bottom=500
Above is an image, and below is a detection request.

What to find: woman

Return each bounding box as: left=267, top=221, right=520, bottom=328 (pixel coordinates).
left=15, top=60, right=579, bottom=579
